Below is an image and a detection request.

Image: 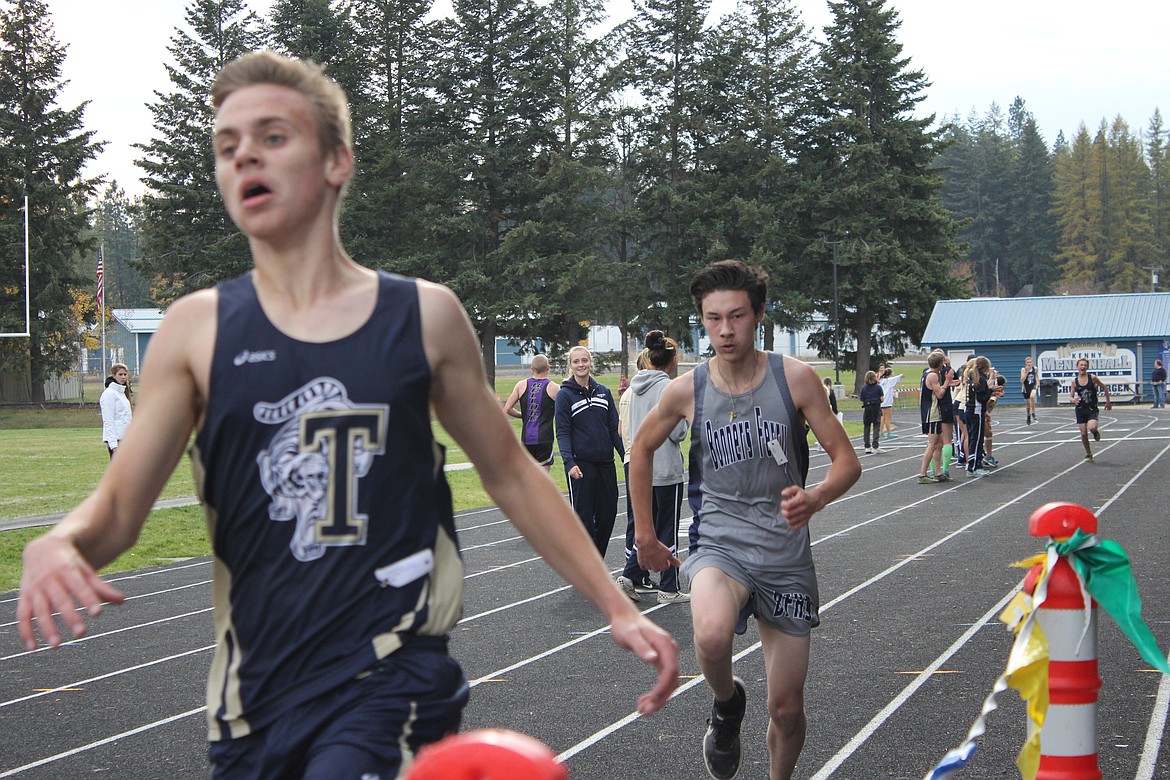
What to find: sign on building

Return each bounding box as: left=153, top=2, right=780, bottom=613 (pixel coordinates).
left=1036, top=342, right=1137, bottom=403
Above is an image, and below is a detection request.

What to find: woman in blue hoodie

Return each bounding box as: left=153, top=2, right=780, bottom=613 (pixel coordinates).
left=556, top=346, right=625, bottom=556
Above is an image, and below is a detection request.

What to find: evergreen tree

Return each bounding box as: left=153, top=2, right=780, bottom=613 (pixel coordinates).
left=696, top=0, right=816, bottom=346
left=1146, top=109, right=1169, bottom=275
left=1005, top=99, right=1058, bottom=295
left=1100, top=116, right=1155, bottom=291
left=1053, top=125, right=1101, bottom=292
left=134, top=0, right=266, bottom=304
left=965, top=105, right=1012, bottom=295
left=620, top=0, right=710, bottom=342
left=934, top=114, right=977, bottom=281
left=798, top=0, right=962, bottom=387
left=0, top=0, right=104, bottom=400
left=342, top=0, right=452, bottom=276
left=430, top=0, right=558, bottom=381
left=91, top=184, right=153, bottom=308
left=593, top=104, right=659, bottom=376
left=496, top=0, right=630, bottom=366
left=268, top=0, right=363, bottom=102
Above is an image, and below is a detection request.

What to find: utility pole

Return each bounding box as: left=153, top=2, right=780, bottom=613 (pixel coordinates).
left=823, top=236, right=847, bottom=385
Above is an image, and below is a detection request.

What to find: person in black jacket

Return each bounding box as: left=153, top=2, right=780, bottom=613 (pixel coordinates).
left=963, top=356, right=994, bottom=477
left=556, top=346, right=625, bottom=556
left=1152, top=359, right=1167, bottom=409
left=858, top=371, right=883, bottom=454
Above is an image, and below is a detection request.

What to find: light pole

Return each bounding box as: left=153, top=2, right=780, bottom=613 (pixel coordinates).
left=1143, top=266, right=1162, bottom=292
left=822, top=236, right=845, bottom=385
left=832, top=241, right=840, bottom=385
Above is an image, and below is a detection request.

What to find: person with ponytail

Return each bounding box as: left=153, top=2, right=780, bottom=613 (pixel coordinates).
left=617, top=331, right=690, bottom=604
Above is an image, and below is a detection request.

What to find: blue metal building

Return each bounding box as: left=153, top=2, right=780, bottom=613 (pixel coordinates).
left=920, top=294, right=1170, bottom=405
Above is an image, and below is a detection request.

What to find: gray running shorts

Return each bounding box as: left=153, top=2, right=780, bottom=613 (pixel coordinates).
left=683, top=547, right=820, bottom=637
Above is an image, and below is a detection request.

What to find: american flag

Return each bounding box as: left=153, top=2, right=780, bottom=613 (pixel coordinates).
left=96, top=248, right=104, bottom=310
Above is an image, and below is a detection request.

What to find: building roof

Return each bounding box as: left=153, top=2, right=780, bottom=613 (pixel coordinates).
left=921, top=293, right=1170, bottom=345
left=111, top=308, right=165, bottom=334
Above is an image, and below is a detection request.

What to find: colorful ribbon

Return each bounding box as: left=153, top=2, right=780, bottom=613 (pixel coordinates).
left=924, top=532, right=1170, bottom=779
left=1054, top=529, right=1170, bottom=674
left=923, top=551, right=1051, bottom=780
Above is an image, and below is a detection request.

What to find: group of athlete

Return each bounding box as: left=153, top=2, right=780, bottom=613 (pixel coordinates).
left=17, top=51, right=863, bottom=780
left=915, top=352, right=1113, bottom=483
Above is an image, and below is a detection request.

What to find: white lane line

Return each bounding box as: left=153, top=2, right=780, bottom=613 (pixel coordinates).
left=809, top=592, right=1017, bottom=780
left=0, top=645, right=214, bottom=709
left=557, top=638, right=761, bottom=764
left=0, top=579, right=212, bottom=632
left=0, top=606, right=213, bottom=664
left=1135, top=661, right=1170, bottom=780
left=0, top=707, right=207, bottom=779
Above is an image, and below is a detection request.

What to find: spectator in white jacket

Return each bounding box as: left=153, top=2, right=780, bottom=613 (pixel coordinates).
left=100, top=363, right=133, bottom=457
left=878, top=367, right=903, bottom=439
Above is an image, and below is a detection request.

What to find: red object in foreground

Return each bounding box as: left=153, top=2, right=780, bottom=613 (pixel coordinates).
left=408, top=728, right=568, bottom=780
left=1028, top=502, right=1102, bottom=780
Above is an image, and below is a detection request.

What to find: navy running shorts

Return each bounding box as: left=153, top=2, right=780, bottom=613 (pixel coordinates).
left=209, top=642, right=469, bottom=780
left=525, top=441, right=554, bottom=467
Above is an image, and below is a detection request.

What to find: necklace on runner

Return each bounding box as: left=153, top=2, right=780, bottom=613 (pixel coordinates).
left=717, top=353, right=760, bottom=421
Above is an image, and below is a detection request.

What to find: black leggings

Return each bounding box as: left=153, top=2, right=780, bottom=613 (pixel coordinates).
left=863, top=405, right=881, bottom=448
left=566, top=459, right=619, bottom=557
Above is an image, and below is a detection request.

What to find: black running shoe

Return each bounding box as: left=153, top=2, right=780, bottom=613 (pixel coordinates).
left=703, top=676, right=746, bottom=779
left=634, top=579, right=660, bottom=594
left=1093, top=428, right=1101, bottom=442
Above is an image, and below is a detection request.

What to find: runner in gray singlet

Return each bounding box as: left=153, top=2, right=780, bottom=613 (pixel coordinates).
left=688, top=354, right=811, bottom=573
left=629, top=260, right=861, bottom=780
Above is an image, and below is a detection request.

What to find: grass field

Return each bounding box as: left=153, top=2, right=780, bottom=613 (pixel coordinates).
left=1, top=365, right=871, bottom=593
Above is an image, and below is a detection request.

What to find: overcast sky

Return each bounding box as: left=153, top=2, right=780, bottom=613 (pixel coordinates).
left=45, top=0, right=1170, bottom=198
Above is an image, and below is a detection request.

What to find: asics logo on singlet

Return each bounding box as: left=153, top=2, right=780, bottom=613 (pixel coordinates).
left=233, top=349, right=277, bottom=366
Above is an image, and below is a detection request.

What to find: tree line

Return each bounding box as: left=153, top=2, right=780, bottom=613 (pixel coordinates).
left=938, top=98, right=1170, bottom=298
left=1, top=0, right=1163, bottom=403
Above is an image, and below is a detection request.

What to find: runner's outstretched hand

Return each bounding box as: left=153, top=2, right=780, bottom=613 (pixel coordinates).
left=17, top=534, right=125, bottom=650
left=609, top=610, right=679, bottom=715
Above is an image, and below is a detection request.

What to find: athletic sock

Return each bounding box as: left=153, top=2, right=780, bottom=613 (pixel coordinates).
left=942, top=444, right=953, bottom=465
left=714, top=683, right=745, bottom=716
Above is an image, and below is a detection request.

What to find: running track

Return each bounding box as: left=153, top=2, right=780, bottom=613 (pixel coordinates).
left=2, top=408, right=1168, bottom=779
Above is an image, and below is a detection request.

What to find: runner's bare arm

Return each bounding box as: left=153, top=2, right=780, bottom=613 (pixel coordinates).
left=927, top=372, right=946, bottom=400
left=1094, top=374, right=1112, bottom=409
left=781, top=357, right=861, bottom=530
left=17, top=291, right=214, bottom=650
left=419, top=282, right=678, bottom=714
left=502, top=379, right=525, bottom=419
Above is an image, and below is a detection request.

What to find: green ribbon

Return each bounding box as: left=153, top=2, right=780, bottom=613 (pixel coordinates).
left=1052, top=528, right=1170, bottom=674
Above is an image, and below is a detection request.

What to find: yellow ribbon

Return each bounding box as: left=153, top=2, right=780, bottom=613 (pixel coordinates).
left=999, top=552, right=1054, bottom=780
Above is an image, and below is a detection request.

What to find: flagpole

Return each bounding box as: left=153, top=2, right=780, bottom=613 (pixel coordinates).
left=99, top=244, right=106, bottom=381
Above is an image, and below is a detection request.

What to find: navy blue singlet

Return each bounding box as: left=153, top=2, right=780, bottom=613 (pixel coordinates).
left=192, top=271, right=464, bottom=741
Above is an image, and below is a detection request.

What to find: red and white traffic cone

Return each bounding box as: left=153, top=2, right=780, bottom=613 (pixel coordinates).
left=1028, top=502, right=1103, bottom=780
